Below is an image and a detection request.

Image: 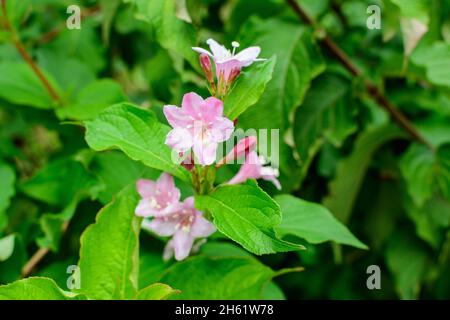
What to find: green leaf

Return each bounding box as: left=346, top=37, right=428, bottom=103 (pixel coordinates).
left=400, top=143, right=450, bottom=207
left=129, top=0, right=198, bottom=69
left=100, top=0, right=121, bottom=45
left=90, top=151, right=155, bottom=205
left=78, top=186, right=141, bottom=300
left=195, top=181, right=304, bottom=255
left=0, top=277, right=83, bottom=300
left=405, top=196, right=450, bottom=249
left=84, top=103, right=190, bottom=181
left=159, top=256, right=301, bottom=299
left=57, top=79, right=127, bottom=120
left=412, top=42, right=450, bottom=87
left=323, top=125, right=405, bottom=223
left=0, top=162, right=15, bottom=221
left=0, top=63, right=60, bottom=109
left=390, top=0, right=429, bottom=24
left=133, top=283, right=179, bottom=300
left=275, top=195, right=368, bottom=249
left=20, top=158, right=98, bottom=207
left=0, top=234, right=15, bottom=262
left=293, top=73, right=352, bottom=160
left=224, top=57, right=276, bottom=120
left=385, top=232, right=429, bottom=299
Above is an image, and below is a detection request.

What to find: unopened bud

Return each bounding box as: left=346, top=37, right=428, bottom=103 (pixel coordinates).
left=199, top=53, right=213, bottom=83
left=180, top=151, right=195, bottom=171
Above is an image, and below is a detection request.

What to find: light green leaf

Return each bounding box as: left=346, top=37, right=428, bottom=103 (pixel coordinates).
left=390, top=0, right=429, bottom=24
left=78, top=186, right=141, bottom=300
left=0, top=234, right=15, bottom=262
left=133, top=283, right=179, bottom=300
left=224, top=57, right=276, bottom=120
left=400, top=143, right=450, bottom=207
left=84, top=103, right=190, bottom=181
left=0, top=63, right=60, bottom=109
left=323, top=125, right=405, bottom=224
left=275, top=195, right=368, bottom=249
left=412, top=42, right=450, bottom=87
left=57, top=79, right=127, bottom=120
left=159, top=256, right=301, bottom=299
left=195, top=181, right=304, bottom=255
left=0, top=277, right=83, bottom=300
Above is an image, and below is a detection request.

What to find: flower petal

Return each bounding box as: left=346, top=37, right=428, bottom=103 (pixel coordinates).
left=193, top=140, right=218, bottom=166
left=215, top=59, right=241, bottom=81
left=165, top=128, right=193, bottom=152
left=135, top=198, right=158, bottom=217
left=234, top=46, right=261, bottom=66
left=206, top=38, right=231, bottom=62
left=136, top=179, right=156, bottom=198
left=172, top=230, right=194, bottom=261
left=191, top=215, right=216, bottom=238
left=210, top=117, right=234, bottom=143
left=147, top=218, right=178, bottom=237
left=263, top=175, right=282, bottom=190
left=163, top=105, right=191, bottom=128
left=228, top=151, right=261, bottom=185
left=181, top=92, right=205, bottom=118
left=203, top=97, right=224, bottom=121
left=192, top=47, right=213, bottom=57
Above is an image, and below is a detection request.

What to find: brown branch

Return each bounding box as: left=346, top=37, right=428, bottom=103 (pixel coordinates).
left=286, top=0, right=434, bottom=150
left=21, top=221, right=69, bottom=278
left=1, top=0, right=63, bottom=105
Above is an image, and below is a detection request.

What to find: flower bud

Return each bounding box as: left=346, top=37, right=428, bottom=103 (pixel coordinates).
left=199, top=53, right=213, bottom=83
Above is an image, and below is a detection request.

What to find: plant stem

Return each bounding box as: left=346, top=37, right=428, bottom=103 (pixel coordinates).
left=21, top=221, right=69, bottom=278
left=1, top=0, right=63, bottom=105
left=286, top=0, right=434, bottom=150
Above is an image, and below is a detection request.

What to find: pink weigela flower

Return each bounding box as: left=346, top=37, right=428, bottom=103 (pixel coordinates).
left=147, top=197, right=216, bottom=261
left=228, top=151, right=281, bottom=190
left=164, top=92, right=234, bottom=166
left=135, top=173, right=182, bottom=218
left=192, top=39, right=264, bottom=84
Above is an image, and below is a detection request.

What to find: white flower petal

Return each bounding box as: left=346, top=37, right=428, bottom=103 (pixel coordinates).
left=206, top=38, right=231, bottom=61
left=234, top=46, right=261, bottom=66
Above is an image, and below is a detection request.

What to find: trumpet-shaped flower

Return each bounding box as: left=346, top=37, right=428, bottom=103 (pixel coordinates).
left=228, top=151, right=281, bottom=190
left=135, top=173, right=182, bottom=218
left=164, top=92, right=234, bottom=165
left=192, top=39, right=264, bottom=83
left=217, top=136, right=258, bottom=165
left=147, top=197, right=216, bottom=261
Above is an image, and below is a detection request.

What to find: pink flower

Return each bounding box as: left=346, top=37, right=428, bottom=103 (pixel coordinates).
left=164, top=92, right=234, bottom=165
left=228, top=151, right=281, bottom=190
left=147, top=197, right=216, bottom=261
left=217, top=136, right=258, bottom=165
left=135, top=173, right=182, bottom=218
left=192, top=39, right=264, bottom=84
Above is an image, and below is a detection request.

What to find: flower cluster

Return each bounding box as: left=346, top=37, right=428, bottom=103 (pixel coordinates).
left=135, top=39, right=280, bottom=261
left=136, top=173, right=216, bottom=261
